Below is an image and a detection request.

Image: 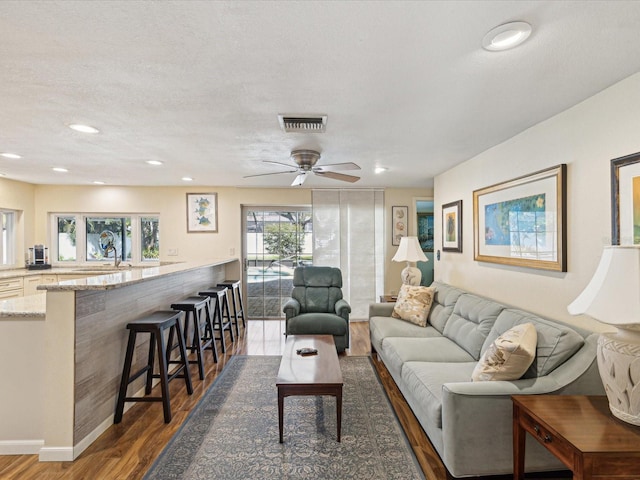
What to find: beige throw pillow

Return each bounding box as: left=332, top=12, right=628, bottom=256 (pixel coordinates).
left=391, top=285, right=435, bottom=327
left=472, top=322, right=537, bottom=382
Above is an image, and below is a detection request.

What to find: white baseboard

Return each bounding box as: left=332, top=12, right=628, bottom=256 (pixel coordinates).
left=0, top=439, right=44, bottom=455
left=72, top=415, right=115, bottom=460
left=39, top=446, right=74, bottom=462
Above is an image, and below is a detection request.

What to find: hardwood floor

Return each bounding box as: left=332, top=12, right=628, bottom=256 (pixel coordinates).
left=0, top=320, right=569, bottom=480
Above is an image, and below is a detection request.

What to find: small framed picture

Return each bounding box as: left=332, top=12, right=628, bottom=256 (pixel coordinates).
left=442, top=200, right=462, bottom=253
left=187, top=193, right=218, bottom=233
left=391, top=206, right=408, bottom=246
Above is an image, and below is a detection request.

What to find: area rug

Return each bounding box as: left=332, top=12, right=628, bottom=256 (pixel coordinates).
left=144, top=355, right=425, bottom=480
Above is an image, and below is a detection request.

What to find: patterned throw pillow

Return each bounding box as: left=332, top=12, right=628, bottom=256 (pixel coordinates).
left=472, top=322, right=537, bottom=382
left=391, top=285, right=435, bottom=327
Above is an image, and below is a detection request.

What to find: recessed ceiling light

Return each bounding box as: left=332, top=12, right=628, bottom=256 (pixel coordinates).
left=52, top=167, right=68, bottom=173
left=374, top=167, right=388, bottom=174
left=482, top=21, right=532, bottom=51
left=93, top=180, right=106, bottom=185
left=68, top=124, right=100, bottom=134
left=0, top=173, right=6, bottom=177
left=146, top=160, right=163, bottom=166
left=0, top=152, right=21, bottom=159
left=182, top=176, right=193, bottom=182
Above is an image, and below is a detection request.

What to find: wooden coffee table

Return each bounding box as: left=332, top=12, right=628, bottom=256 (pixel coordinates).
left=276, top=335, right=343, bottom=443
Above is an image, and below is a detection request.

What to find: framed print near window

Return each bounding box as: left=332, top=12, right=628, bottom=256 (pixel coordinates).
left=417, top=213, right=434, bottom=252
left=392, top=206, right=408, bottom=246
left=611, top=151, right=640, bottom=245
left=187, top=193, right=218, bottom=233
left=473, top=164, right=566, bottom=272
left=442, top=200, right=462, bottom=253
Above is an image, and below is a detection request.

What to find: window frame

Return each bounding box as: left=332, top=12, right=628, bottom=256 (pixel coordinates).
left=1, top=210, right=16, bottom=267
left=50, top=213, right=160, bottom=267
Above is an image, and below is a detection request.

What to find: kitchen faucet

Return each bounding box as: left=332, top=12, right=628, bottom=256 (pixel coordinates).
left=104, top=244, right=121, bottom=268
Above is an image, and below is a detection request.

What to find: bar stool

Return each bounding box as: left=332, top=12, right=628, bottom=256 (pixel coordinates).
left=114, top=310, right=192, bottom=424
left=198, top=286, right=234, bottom=353
left=217, top=279, right=246, bottom=337
left=169, top=296, right=217, bottom=380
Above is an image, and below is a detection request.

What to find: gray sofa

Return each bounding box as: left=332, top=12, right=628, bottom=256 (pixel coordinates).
left=369, top=281, right=605, bottom=478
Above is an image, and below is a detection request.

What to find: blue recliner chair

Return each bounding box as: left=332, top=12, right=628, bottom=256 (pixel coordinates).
left=283, top=266, right=351, bottom=352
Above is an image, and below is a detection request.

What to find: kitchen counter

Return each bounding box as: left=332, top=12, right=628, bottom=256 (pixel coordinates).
left=0, top=257, right=240, bottom=461
left=0, top=261, right=223, bottom=317
left=0, top=292, right=46, bottom=317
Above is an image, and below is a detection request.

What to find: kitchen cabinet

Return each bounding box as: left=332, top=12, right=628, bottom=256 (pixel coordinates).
left=23, top=275, right=58, bottom=296
left=0, top=277, right=24, bottom=299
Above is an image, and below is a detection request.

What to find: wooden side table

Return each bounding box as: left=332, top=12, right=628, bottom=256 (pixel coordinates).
left=379, top=295, right=397, bottom=303
left=512, top=395, right=640, bottom=480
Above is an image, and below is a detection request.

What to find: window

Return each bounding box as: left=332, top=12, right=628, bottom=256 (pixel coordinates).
left=86, top=217, right=131, bottom=262
left=141, top=217, right=160, bottom=261
left=52, top=214, right=159, bottom=265
left=1, top=210, right=16, bottom=266
left=57, top=216, right=76, bottom=261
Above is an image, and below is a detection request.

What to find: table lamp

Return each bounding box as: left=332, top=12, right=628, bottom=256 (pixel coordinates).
left=392, top=236, right=428, bottom=286
left=567, top=245, right=640, bottom=426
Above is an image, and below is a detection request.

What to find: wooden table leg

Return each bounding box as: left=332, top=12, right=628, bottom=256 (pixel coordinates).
left=336, top=387, right=342, bottom=442
left=278, top=388, right=284, bottom=443
left=513, top=403, right=525, bottom=480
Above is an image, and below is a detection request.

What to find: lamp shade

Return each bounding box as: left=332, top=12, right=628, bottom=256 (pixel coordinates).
left=567, top=246, right=640, bottom=328
left=392, top=236, right=428, bottom=263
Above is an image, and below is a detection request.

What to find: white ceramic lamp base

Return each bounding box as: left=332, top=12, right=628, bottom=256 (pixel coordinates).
left=400, top=263, right=422, bottom=286
left=597, top=329, right=640, bottom=426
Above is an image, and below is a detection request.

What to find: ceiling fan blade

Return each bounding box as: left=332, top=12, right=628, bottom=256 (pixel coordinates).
left=315, top=171, right=360, bottom=183
left=291, top=173, right=308, bottom=186
left=313, top=162, right=361, bottom=172
left=263, top=160, right=298, bottom=169
left=243, top=169, right=297, bottom=178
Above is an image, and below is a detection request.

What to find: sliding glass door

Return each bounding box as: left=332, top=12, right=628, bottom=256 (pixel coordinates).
left=242, top=206, right=312, bottom=319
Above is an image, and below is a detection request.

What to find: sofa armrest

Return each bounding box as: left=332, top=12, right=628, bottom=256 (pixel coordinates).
left=283, top=298, right=300, bottom=320
left=439, top=335, right=603, bottom=477
left=369, top=302, right=395, bottom=318
left=335, top=299, right=351, bottom=320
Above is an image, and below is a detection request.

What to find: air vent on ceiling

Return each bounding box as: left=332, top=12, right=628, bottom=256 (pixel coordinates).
left=278, top=114, right=327, bottom=133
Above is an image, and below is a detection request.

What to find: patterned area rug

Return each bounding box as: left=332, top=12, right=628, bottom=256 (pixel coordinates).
left=144, top=355, right=425, bottom=480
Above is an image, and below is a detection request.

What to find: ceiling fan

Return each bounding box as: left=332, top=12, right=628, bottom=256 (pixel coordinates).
left=245, top=149, right=361, bottom=186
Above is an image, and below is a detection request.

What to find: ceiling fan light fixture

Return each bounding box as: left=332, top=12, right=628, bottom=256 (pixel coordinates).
left=68, top=123, right=100, bottom=134
left=482, top=21, right=532, bottom=51
left=375, top=167, right=388, bottom=174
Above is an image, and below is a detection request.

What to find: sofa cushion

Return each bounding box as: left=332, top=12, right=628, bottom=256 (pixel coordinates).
left=401, top=361, right=477, bottom=428
left=482, top=309, right=585, bottom=378
left=428, top=282, right=466, bottom=333
left=472, top=322, right=537, bottom=381
left=442, top=294, right=504, bottom=360
left=392, top=285, right=435, bottom=327
left=369, top=316, right=442, bottom=353
left=382, top=337, right=475, bottom=379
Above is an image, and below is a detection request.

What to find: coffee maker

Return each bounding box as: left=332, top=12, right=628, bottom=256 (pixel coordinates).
left=27, top=244, right=51, bottom=270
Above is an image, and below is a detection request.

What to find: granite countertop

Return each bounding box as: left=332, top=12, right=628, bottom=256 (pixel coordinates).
left=0, top=258, right=237, bottom=318
left=0, top=293, right=46, bottom=318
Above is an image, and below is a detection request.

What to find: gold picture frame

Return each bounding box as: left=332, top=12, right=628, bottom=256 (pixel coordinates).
left=473, top=164, right=566, bottom=271
left=611, top=151, right=640, bottom=245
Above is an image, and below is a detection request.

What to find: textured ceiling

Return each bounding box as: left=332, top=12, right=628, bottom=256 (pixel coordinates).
left=1, top=0, right=640, bottom=188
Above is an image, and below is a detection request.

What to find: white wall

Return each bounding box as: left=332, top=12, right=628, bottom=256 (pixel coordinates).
left=434, top=73, right=640, bottom=332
